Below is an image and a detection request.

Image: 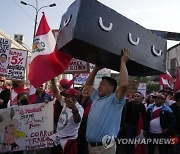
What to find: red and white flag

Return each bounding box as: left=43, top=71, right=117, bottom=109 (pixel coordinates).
left=28, top=13, right=71, bottom=88
left=174, top=67, right=180, bottom=93
left=159, top=70, right=174, bottom=87
left=159, top=77, right=171, bottom=87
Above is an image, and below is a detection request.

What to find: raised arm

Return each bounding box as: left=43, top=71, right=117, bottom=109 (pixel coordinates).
left=50, top=78, right=62, bottom=103
left=117, top=48, right=130, bottom=100
left=84, top=66, right=102, bottom=96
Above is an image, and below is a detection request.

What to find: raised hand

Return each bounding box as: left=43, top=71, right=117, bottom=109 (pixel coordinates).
left=121, top=48, right=130, bottom=63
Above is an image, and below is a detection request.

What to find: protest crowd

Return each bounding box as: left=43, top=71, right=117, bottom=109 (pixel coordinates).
left=0, top=1, right=180, bottom=154
left=0, top=47, right=180, bottom=154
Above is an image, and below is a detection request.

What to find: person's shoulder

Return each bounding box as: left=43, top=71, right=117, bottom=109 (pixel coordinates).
left=162, top=104, right=173, bottom=113
left=147, top=104, right=154, bottom=111
left=126, top=100, right=134, bottom=105
left=170, top=103, right=176, bottom=108
left=45, top=92, right=51, bottom=97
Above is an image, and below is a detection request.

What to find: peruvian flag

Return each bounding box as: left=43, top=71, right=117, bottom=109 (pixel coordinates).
left=159, top=70, right=174, bottom=87
left=159, top=77, right=171, bottom=87
left=28, top=13, right=71, bottom=88
left=134, top=115, right=146, bottom=154
left=174, top=67, right=180, bottom=93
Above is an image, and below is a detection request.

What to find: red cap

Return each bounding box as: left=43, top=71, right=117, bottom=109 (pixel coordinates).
left=60, top=88, right=78, bottom=96
left=60, top=79, right=70, bottom=87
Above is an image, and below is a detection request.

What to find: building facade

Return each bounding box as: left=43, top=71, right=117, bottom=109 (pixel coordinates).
left=167, top=43, right=180, bottom=77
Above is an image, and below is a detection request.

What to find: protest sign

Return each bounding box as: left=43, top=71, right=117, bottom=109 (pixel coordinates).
left=0, top=37, right=11, bottom=75
left=0, top=103, right=54, bottom=153
left=64, top=58, right=90, bottom=74
left=6, top=49, right=27, bottom=80
left=74, top=73, right=89, bottom=85
left=74, top=65, right=111, bottom=86
left=137, top=83, right=147, bottom=97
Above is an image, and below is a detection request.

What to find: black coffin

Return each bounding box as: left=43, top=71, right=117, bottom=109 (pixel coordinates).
left=57, top=0, right=167, bottom=76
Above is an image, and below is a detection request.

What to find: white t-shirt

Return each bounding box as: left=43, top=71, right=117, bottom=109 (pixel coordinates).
left=149, top=106, right=162, bottom=133
left=56, top=101, right=84, bottom=148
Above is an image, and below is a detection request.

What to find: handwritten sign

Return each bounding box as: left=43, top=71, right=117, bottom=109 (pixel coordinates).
left=0, top=103, right=54, bottom=153
left=0, top=37, right=11, bottom=75
left=64, top=58, right=90, bottom=74
left=137, top=83, right=147, bottom=97
left=74, top=73, right=89, bottom=85
left=6, top=49, right=27, bottom=80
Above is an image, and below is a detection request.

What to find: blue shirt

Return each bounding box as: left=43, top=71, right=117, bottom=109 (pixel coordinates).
left=35, top=91, right=52, bottom=103
left=86, top=90, right=126, bottom=142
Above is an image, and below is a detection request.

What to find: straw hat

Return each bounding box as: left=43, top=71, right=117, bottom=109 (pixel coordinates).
left=0, top=112, right=18, bottom=133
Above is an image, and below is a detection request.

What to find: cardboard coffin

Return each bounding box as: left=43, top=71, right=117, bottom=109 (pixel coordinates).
left=57, top=0, right=167, bottom=76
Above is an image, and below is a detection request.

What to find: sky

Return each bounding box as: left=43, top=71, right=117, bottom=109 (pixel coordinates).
left=0, top=0, right=180, bottom=49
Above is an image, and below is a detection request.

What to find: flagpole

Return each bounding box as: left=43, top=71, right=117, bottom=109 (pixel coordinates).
left=20, top=1, right=56, bottom=45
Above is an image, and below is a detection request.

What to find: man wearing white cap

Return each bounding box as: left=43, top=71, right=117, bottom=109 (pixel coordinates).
left=145, top=92, right=176, bottom=154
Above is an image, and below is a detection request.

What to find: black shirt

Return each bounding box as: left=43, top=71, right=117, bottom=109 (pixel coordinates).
left=170, top=103, right=180, bottom=134
left=0, top=88, right=10, bottom=109
left=126, top=101, right=146, bottom=125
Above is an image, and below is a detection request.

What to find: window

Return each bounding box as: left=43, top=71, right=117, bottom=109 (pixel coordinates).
left=170, top=58, right=176, bottom=76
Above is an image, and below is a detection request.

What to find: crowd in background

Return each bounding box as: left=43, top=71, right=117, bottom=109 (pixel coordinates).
left=0, top=49, right=179, bottom=154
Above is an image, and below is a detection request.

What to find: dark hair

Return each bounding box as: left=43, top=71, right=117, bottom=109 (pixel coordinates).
left=17, top=92, right=28, bottom=100
left=167, top=90, right=173, bottom=96
left=159, top=89, right=166, bottom=93
left=102, top=76, right=117, bottom=92
left=134, top=91, right=142, bottom=95
left=174, top=91, right=180, bottom=102
left=0, top=54, right=7, bottom=59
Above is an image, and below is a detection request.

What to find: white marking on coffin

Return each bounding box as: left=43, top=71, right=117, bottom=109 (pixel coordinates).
left=128, top=33, right=139, bottom=45
left=151, top=45, right=162, bottom=56
left=98, top=17, right=113, bottom=32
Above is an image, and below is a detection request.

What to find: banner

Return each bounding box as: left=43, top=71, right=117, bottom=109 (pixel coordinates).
left=64, top=58, right=90, bottom=74
left=137, top=83, right=147, bottom=97
left=0, top=37, right=11, bottom=75
left=74, top=73, right=89, bottom=85
left=0, top=103, right=53, bottom=153
left=6, top=49, right=27, bottom=80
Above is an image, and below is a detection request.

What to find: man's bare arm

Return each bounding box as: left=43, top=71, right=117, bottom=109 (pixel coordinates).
left=84, top=66, right=102, bottom=96
left=117, top=48, right=130, bottom=100
left=50, top=78, right=62, bottom=103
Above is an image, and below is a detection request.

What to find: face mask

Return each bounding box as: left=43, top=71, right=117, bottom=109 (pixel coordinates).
left=20, top=98, right=28, bottom=105
left=12, top=82, right=19, bottom=88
